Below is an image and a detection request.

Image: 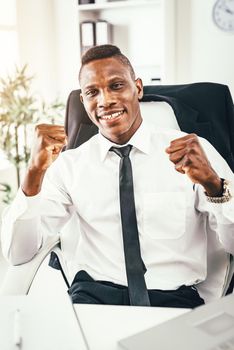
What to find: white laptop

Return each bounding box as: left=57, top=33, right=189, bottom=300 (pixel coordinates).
left=119, top=293, right=234, bottom=350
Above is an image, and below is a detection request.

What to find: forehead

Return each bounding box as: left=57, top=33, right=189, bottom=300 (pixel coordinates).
left=80, top=57, right=132, bottom=89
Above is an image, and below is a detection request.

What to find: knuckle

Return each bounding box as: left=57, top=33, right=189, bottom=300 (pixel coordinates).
left=187, top=146, right=196, bottom=155
left=169, top=154, right=174, bottom=161
left=169, top=139, right=175, bottom=147
left=186, top=137, right=199, bottom=151
left=35, top=123, right=47, bottom=135
left=183, top=154, right=192, bottom=166
left=190, top=134, right=199, bottom=146
left=35, top=124, right=41, bottom=133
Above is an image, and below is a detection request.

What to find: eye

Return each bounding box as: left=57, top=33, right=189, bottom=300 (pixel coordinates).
left=111, top=82, right=124, bottom=90
left=85, top=89, right=97, bottom=97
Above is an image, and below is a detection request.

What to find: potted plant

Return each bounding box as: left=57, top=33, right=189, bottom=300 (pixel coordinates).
left=0, top=65, right=64, bottom=203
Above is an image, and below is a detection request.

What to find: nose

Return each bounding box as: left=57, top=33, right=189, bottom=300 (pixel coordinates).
left=97, top=89, right=116, bottom=108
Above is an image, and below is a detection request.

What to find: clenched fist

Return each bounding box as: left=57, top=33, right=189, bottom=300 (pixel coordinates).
left=29, top=124, right=67, bottom=171
left=22, top=124, right=67, bottom=196
left=165, top=133, right=223, bottom=197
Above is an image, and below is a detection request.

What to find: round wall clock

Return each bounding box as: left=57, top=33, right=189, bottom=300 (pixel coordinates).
left=212, top=0, right=234, bottom=32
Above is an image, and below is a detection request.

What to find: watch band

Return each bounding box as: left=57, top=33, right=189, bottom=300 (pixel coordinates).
left=205, top=179, right=232, bottom=203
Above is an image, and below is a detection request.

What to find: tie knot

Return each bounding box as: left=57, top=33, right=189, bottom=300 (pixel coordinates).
left=110, top=145, right=132, bottom=158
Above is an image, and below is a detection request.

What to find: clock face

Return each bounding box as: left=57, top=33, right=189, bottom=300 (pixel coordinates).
left=213, top=0, right=234, bottom=32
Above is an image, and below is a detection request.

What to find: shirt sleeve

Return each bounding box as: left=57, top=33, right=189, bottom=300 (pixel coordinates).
left=196, top=138, right=234, bottom=254
left=1, top=156, right=74, bottom=265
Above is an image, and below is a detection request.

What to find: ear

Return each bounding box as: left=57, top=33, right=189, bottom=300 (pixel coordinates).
left=80, top=93, right=84, bottom=104
left=135, top=78, right=144, bottom=100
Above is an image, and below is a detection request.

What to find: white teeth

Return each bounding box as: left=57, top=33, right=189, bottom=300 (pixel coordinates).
left=100, top=111, right=123, bottom=120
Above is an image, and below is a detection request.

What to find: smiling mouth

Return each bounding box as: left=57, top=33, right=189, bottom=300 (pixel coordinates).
left=98, top=110, right=124, bottom=121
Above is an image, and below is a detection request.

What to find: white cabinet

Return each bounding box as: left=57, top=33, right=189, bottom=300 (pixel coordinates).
left=77, top=0, right=175, bottom=85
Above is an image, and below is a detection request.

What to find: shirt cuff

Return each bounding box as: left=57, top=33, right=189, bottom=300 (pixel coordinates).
left=5, top=187, right=42, bottom=221
left=199, top=179, right=234, bottom=224
left=206, top=199, right=234, bottom=222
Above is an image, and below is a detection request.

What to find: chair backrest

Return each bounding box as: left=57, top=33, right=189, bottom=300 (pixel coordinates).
left=63, top=82, right=234, bottom=301
left=65, top=82, right=234, bottom=172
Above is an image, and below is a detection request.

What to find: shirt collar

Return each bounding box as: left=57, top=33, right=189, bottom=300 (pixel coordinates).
left=98, top=120, right=151, bottom=162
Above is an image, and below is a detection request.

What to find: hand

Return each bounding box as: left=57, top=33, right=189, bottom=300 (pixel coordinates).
left=29, top=124, right=67, bottom=171
left=165, top=134, right=222, bottom=196
left=22, top=124, right=67, bottom=196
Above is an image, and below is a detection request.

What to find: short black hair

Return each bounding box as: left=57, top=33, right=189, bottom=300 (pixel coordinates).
left=79, top=44, right=135, bottom=82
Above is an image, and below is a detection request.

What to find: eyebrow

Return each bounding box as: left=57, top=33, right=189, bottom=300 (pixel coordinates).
left=83, top=76, right=126, bottom=90
left=83, top=84, right=97, bottom=91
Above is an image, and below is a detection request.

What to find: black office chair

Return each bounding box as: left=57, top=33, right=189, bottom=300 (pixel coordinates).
left=65, top=83, right=234, bottom=172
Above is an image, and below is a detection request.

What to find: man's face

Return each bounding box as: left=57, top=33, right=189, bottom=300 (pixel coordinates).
left=80, top=57, right=143, bottom=144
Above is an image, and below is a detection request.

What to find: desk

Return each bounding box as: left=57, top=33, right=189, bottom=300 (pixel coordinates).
left=75, top=304, right=190, bottom=350
left=0, top=294, right=190, bottom=350
left=26, top=258, right=189, bottom=349
left=0, top=296, right=87, bottom=350
left=0, top=260, right=190, bottom=350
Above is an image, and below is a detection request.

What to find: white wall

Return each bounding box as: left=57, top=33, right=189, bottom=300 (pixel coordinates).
left=16, top=0, right=58, bottom=101
left=176, top=0, right=234, bottom=97
left=16, top=0, right=234, bottom=99
left=52, top=0, right=80, bottom=100
left=16, top=0, right=79, bottom=102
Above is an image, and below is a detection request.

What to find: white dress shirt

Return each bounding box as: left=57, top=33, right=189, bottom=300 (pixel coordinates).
left=1, top=119, right=234, bottom=292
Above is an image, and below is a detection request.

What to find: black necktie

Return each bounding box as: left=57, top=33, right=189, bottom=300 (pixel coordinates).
left=110, top=145, right=150, bottom=306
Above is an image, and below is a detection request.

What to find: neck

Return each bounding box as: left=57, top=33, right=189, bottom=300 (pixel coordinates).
left=105, top=115, right=143, bottom=145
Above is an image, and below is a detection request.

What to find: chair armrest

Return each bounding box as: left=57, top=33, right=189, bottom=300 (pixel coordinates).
left=222, top=254, right=234, bottom=296
left=0, top=235, right=60, bottom=296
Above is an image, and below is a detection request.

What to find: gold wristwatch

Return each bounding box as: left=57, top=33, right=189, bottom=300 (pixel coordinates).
left=205, top=179, right=232, bottom=203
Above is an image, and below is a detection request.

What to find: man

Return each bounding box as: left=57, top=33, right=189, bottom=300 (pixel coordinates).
left=1, top=45, right=234, bottom=308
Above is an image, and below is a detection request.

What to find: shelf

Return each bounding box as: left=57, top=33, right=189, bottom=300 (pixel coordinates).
left=78, top=0, right=160, bottom=11
left=77, top=0, right=175, bottom=83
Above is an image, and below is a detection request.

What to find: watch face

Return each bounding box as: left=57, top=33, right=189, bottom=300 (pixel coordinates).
left=213, top=0, right=234, bottom=32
